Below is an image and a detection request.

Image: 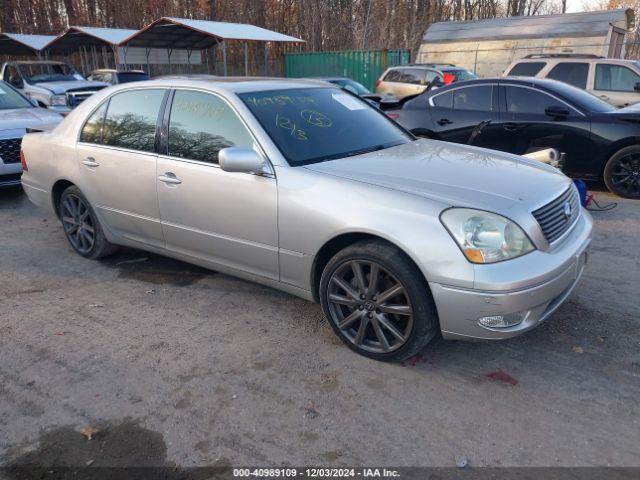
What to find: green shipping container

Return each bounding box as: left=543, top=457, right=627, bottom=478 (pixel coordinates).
left=284, top=49, right=411, bottom=92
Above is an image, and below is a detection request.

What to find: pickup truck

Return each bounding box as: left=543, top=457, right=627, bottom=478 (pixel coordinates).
left=1, top=60, right=108, bottom=115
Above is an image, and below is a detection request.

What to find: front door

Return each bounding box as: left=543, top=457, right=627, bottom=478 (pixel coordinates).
left=593, top=63, right=640, bottom=107
left=76, top=88, right=168, bottom=247
left=497, top=84, right=594, bottom=176
left=156, top=89, right=278, bottom=280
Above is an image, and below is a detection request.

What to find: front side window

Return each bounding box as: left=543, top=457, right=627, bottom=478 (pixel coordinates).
left=168, top=90, right=254, bottom=164
left=452, top=86, right=492, bottom=111
left=507, top=62, right=546, bottom=77
left=239, top=87, right=411, bottom=165
left=505, top=86, right=561, bottom=115
left=546, top=62, right=588, bottom=89
left=595, top=64, right=640, bottom=92
left=102, top=89, right=166, bottom=152
left=18, top=63, right=83, bottom=83
left=80, top=103, right=108, bottom=144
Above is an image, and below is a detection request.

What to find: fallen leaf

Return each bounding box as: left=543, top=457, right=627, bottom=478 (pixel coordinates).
left=572, top=346, right=584, bottom=354
left=86, top=460, right=94, bottom=466
left=53, top=331, right=65, bottom=336
left=80, top=426, right=101, bottom=441
left=485, top=370, right=518, bottom=386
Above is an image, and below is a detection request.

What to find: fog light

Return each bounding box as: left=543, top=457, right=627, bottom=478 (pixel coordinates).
left=478, top=312, right=527, bottom=329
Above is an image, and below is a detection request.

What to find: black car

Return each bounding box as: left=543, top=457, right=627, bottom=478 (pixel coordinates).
left=391, top=77, right=640, bottom=198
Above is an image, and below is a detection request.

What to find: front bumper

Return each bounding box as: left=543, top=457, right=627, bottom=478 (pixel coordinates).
left=430, top=210, right=593, bottom=340
left=0, top=156, right=22, bottom=187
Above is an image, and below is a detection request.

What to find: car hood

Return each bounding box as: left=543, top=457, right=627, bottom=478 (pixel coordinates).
left=33, top=80, right=108, bottom=94
left=304, top=139, right=571, bottom=213
left=0, top=107, right=63, bottom=133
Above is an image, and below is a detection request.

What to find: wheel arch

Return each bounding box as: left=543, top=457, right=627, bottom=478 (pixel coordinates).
left=310, top=231, right=430, bottom=302
left=51, top=179, right=76, bottom=218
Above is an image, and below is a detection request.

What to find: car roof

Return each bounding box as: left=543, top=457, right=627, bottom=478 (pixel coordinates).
left=427, top=76, right=576, bottom=92
left=93, top=69, right=147, bottom=73
left=9, top=60, right=67, bottom=65
left=111, top=76, right=335, bottom=94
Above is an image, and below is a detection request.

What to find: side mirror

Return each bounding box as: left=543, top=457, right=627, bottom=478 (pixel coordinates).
left=634, top=82, right=640, bottom=92
left=219, top=147, right=266, bottom=174
left=545, top=105, right=570, bottom=118
left=427, top=77, right=444, bottom=90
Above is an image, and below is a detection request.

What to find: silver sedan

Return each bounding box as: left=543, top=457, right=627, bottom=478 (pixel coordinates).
left=20, top=78, right=592, bottom=361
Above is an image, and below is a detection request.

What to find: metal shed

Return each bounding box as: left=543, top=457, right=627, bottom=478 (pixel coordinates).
left=43, top=26, right=138, bottom=73
left=0, top=33, right=56, bottom=56
left=418, top=9, right=635, bottom=76
left=121, top=17, right=304, bottom=75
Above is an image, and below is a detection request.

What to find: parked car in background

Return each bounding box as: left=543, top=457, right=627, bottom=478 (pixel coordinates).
left=310, top=76, right=398, bottom=107
left=0, top=81, right=62, bottom=187
left=21, top=78, right=591, bottom=360
left=376, top=64, right=476, bottom=98
left=389, top=76, right=640, bottom=198
left=88, top=69, right=150, bottom=85
left=504, top=54, right=640, bottom=107
left=1, top=61, right=108, bottom=115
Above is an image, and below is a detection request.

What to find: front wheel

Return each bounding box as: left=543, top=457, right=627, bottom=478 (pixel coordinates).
left=604, top=146, right=640, bottom=199
left=319, top=240, right=439, bottom=361
left=59, top=185, right=116, bottom=259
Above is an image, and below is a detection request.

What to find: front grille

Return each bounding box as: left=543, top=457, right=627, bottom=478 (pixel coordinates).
left=532, top=186, right=581, bottom=244
left=0, top=137, right=22, bottom=164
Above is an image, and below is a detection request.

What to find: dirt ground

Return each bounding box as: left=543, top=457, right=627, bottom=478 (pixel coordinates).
left=0, top=185, right=638, bottom=469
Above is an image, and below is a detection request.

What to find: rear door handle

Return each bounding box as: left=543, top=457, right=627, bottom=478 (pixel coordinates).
left=158, top=172, right=182, bottom=185
left=503, top=123, right=522, bottom=131
left=437, top=118, right=452, bottom=126
left=82, top=157, right=99, bottom=167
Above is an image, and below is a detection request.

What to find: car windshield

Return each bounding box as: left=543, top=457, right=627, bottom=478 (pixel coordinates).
left=239, top=87, right=412, bottom=165
left=116, top=72, right=150, bottom=83
left=548, top=80, right=615, bottom=113
left=0, top=81, right=33, bottom=109
left=331, top=79, right=371, bottom=95
left=18, top=63, right=83, bottom=83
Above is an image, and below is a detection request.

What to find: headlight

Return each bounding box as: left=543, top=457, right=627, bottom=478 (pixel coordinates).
left=440, top=208, right=534, bottom=264
left=50, top=94, right=67, bottom=106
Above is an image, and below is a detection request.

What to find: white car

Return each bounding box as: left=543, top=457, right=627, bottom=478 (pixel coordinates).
left=0, top=81, right=62, bottom=187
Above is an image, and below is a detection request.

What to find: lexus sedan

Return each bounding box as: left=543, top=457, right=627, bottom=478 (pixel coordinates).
left=20, top=78, right=592, bottom=361
left=389, top=77, right=640, bottom=199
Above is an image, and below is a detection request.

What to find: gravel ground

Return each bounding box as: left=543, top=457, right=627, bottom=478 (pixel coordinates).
left=0, top=186, right=638, bottom=469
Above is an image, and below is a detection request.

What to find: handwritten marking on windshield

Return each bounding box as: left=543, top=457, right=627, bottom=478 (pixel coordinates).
left=245, top=95, right=316, bottom=107
left=300, top=109, right=332, bottom=128
left=276, top=114, right=307, bottom=140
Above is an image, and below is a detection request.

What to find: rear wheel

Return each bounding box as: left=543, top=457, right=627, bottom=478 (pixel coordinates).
left=59, top=185, right=116, bottom=259
left=604, top=146, right=640, bottom=199
left=319, top=240, right=439, bottom=361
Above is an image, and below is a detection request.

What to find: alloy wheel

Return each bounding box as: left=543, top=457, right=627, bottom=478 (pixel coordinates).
left=610, top=153, right=640, bottom=197
left=326, top=260, right=413, bottom=354
left=61, top=194, right=95, bottom=254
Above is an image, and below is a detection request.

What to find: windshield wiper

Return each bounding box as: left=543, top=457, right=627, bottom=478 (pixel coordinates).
left=344, top=144, right=389, bottom=158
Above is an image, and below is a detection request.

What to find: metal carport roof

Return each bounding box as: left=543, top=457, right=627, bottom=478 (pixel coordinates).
left=121, top=17, right=304, bottom=49
left=423, top=8, right=635, bottom=43
left=0, top=33, right=56, bottom=55
left=44, top=26, right=139, bottom=53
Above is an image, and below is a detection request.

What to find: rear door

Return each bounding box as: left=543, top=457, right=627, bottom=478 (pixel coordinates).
left=76, top=88, right=168, bottom=248
left=592, top=63, right=640, bottom=107
left=497, top=84, right=594, bottom=175
left=427, top=84, right=501, bottom=147
left=545, top=62, right=589, bottom=90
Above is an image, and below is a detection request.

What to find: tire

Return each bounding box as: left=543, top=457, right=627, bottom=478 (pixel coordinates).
left=603, top=146, right=640, bottom=199
left=59, top=185, right=116, bottom=259
left=319, top=239, right=439, bottom=361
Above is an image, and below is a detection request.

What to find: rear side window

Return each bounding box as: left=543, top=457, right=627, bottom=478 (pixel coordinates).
left=452, top=86, right=492, bottom=111
left=80, top=103, right=108, bottom=144
left=399, top=69, right=425, bottom=85
left=507, top=62, right=546, bottom=77
left=102, top=89, right=166, bottom=152
left=546, top=62, right=588, bottom=89
left=595, top=64, right=640, bottom=91
left=167, top=90, right=254, bottom=164
left=383, top=69, right=402, bottom=82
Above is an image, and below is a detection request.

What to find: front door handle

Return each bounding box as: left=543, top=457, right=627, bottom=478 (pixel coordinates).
left=158, top=172, right=182, bottom=185
left=82, top=157, right=99, bottom=167
left=437, top=118, right=452, bottom=126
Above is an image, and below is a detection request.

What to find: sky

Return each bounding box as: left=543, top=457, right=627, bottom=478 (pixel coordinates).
left=565, top=0, right=606, bottom=13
